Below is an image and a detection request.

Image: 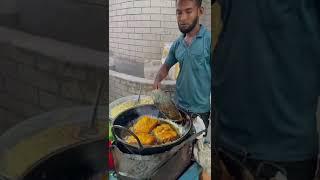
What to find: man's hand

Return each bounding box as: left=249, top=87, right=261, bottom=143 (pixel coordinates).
left=153, top=64, right=170, bottom=90
left=153, top=80, right=161, bottom=90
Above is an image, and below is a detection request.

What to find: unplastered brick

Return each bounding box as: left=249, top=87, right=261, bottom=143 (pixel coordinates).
left=134, top=27, right=151, bottom=33
left=143, top=33, right=160, bottom=40
left=160, top=7, right=176, bottom=14
left=142, top=7, right=161, bottom=14
left=127, top=8, right=142, bottom=14
left=134, top=0, right=150, bottom=7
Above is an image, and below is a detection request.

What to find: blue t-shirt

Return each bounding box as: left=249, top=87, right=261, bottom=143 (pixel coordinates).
left=165, top=25, right=211, bottom=113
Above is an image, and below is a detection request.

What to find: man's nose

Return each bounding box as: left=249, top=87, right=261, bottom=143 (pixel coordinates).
left=179, top=12, right=187, bottom=22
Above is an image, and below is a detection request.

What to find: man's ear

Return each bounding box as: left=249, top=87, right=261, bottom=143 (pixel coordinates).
left=199, top=6, right=204, bottom=16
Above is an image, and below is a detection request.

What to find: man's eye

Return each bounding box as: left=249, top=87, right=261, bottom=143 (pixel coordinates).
left=177, top=11, right=182, bottom=15
left=186, top=11, right=192, bottom=14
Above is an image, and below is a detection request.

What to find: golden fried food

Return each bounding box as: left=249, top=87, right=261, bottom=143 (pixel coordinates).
left=126, top=133, right=157, bottom=145
left=133, top=116, right=159, bottom=133
left=152, top=123, right=172, bottom=132
left=152, top=124, right=178, bottom=143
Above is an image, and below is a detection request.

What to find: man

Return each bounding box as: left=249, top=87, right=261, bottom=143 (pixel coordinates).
left=153, top=0, right=212, bottom=131
left=212, top=0, right=320, bottom=179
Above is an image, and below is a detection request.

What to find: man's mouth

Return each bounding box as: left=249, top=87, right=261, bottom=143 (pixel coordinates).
left=180, top=24, right=189, bottom=28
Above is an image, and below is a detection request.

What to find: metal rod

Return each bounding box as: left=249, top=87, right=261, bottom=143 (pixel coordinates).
left=137, top=84, right=142, bottom=104
left=90, top=68, right=108, bottom=129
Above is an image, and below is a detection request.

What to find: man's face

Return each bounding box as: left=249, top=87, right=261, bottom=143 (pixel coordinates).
left=176, top=0, right=202, bottom=34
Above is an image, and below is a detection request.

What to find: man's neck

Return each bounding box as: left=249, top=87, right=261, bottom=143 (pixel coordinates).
left=184, top=24, right=201, bottom=46
left=185, top=24, right=201, bottom=39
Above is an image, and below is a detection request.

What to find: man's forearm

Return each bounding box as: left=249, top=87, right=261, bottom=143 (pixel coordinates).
left=155, top=64, right=170, bottom=83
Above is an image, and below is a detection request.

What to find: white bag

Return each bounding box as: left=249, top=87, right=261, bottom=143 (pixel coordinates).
left=193, top=116, right=211, bottom=176
left=161, top=42, right=180, bottom=80
left=193, top=138, right=211, bottom=176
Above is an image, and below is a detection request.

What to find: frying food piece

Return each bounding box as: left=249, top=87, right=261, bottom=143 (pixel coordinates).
left=152, top=124, right=178, bottom=143
left=153, top=123, right=172, bottom=132
left=126, top=133, right=157, bottom=145
left=133, top=116, right=159, bottom=133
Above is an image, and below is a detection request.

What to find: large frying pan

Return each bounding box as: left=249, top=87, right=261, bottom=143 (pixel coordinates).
left=111, top=104, right=192, bottom=155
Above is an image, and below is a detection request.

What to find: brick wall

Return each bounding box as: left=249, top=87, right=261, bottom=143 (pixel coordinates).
left=0, top=27, right=107, bottom=134
left=109, top=70, right=175, bottom=103
left=109, top=0, right=211, bottom=78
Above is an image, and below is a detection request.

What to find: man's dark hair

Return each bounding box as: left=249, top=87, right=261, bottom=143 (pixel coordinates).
left=176, top=0, right=202, bottom=7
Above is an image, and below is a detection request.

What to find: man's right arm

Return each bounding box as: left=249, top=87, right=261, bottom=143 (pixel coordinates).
left=153, top=41, right=178, bottom=89
left=153, top=63, right=170, bottom=89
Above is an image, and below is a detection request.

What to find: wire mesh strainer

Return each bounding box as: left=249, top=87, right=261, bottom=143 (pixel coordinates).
left=150, top=89, right=184, bottom=122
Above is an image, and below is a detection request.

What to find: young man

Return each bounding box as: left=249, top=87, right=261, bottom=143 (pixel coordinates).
left=153, top=0, right=212, bottom=130
left=213, top=0, right=320, bottom=179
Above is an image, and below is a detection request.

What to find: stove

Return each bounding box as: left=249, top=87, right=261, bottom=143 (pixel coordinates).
left=111, top=142, right=193, bottom=180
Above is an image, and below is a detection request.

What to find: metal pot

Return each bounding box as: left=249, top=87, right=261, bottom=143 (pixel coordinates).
left=111, top=104, right=192, bottom=155
left=111, top=130, right=205, bottom=180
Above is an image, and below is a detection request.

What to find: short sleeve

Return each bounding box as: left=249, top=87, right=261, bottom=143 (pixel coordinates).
left=164, top=41, right=178, bottom=68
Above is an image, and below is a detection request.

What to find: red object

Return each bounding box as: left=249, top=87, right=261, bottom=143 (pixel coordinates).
left=108, top=141, right=115, bottom=169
